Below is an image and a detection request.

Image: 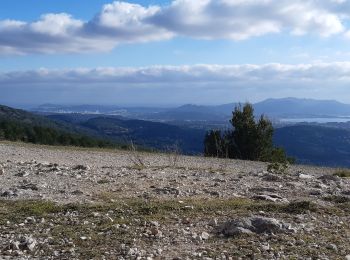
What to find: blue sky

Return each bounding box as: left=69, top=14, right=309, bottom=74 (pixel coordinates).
left=1, top=0, right=350, bottom=107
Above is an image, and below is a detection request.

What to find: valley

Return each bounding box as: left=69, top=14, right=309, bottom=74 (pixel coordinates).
left=3, top=97, right=350, bottom=167
left=28, top=98, right=350, bottom=168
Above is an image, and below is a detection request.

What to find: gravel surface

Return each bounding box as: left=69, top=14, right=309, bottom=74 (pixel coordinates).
left=0, top=142, right=349, bottom=259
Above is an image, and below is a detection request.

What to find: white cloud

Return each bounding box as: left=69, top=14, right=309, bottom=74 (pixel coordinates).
left=0, top=14, right=114, bottom=54
left=150, top=0, right=345, bottom=39
left=30, top=14, right=83, bottom=36
left=2, top=63, right=350, bottom=104
left=0, top=0, right=348, bottom=54
left=0, top=62, right=350, bottom=104
left=2, top=62, right=350, bottom=84
left=0, top=2, right=172, bottom=54
left=0, top=20, right=26, bottom=29
left=96, top=2, right=159, bottom=28
left=344, top=30, right=350, bottom=38
left=87, top=2, right=173, bottom=42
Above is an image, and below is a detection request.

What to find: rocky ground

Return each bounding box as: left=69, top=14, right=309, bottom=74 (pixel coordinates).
left=0, top=142, right=349, bottom=259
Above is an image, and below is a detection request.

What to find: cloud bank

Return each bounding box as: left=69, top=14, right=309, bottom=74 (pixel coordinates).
left=0, top=0, right=349, bottom=54
left=1, top=63, right=350, bottom=105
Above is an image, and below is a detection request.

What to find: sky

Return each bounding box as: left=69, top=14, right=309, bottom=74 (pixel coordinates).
left=2, top=0, right=350, bottom=107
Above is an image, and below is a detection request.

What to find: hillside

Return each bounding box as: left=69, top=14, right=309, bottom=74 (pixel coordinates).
left=0, top=105, right=61, bottom=128
left=0, top=105, right=118, bottom=149
left=47, top=114, right=206, bottom=154
left=0, top=142, right=349, bottom=259
left=81, top=117, right=205, bottom=154
left=0, top=105, right=206, bottom=153
left=274, top=125, right=350, bottom=167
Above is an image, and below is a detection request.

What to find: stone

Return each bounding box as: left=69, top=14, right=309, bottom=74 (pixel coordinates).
left=150, top=221, right=159, bottom=227
left=150, top=227, right=160, bottom=236
left=220, top=217, right=288, bottom=237
left=154, top=186, right=180, bottom=195
left=262, top=174, right=282, bottom=182
left=201, top=232, right=210, bottom=240
left=25, top=217, right=36, bottom=224
left=18, top=183, right=38, bottom=191
left=251, top=217, right=283, bottom=234
left=0, top=165, right=4, bottom=175
left=309, top=190, right=322, bottom=196
left=210, top=191, right=221, bottom=197
left=318, top=175, right=340, bottom=182
left=10, top=241, right=20, bottom=250
left=299, top=174, right=313, bottom=179
left=326, top=243, right=338, bottom=252
left=182, top=218, right=191, bottom=224
left=253, top=194, right=288, bottom=203
left=15, top=171, right=29, bottom=177
left=71, top=190, right=84, bottom=195
left=221, top=219, right=255, bottom=236
left=341, top=190, right=350, bottom=195
left=1, top=190, right=18, bottom=197
left=261, top=243, right=270, bottom=251
left=345, top=255, right=350, bottom=260
left=18, top=236, right=37, bottom=252
left=73, top=165, right=90, bottom=171
left=209, top=218, right=218, bottom=227
left=127, top=247, right=139, bottom=256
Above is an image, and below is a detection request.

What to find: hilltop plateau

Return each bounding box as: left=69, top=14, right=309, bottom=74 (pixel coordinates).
left=0, top=142, right=349, bottom=259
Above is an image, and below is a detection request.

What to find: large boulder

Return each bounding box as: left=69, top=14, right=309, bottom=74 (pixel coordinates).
left=220, top=216, right=291, bottom=236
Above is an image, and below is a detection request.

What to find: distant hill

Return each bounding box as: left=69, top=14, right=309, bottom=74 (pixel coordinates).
left=0, top=104, right=60, bottom=128
left=142, top=103, right=236, bottom=121
left=274, top=125, right=350, bottom=167
left=254, top=97, right=350, bottom=117
left=0, top=105, right=118, bottom=148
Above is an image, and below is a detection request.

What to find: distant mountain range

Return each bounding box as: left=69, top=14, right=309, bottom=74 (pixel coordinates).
left=32, top=98, right=350, bottom=123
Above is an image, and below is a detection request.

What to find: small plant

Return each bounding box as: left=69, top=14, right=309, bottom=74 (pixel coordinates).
left=266, top=161, right=289, bottom=174
left=323, top=195, right=350, bottom=204
left=284, top=201, right=317, bottom=214
left=97, top=179, right=110, bottom=184
left=166, top=143, right=182, bottom=168
left=333, top=169, right=350, bottom=178
left=218, top=158, right=230, bottom=173
left=128, top=140, right=147, bottom=170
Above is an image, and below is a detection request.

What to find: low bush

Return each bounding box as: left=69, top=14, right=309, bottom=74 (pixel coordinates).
left=333, top=169, right=350, bottom=178
left=267, top=161, right=289, bottom=174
